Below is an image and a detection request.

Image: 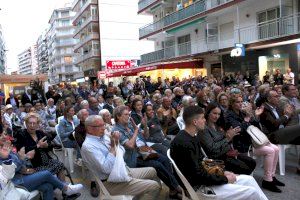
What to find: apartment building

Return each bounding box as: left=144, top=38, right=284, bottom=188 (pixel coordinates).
left=72, top=0, right=154, bottom=80
left=48, top=6, right=83, bottom=84
left=72, top=0, right=101, bottom=79
left=18, top=46, right=37, bottom=75
left=138, top=0, right=300, bottom=83
left=36, top=32, right=49, bottom=74
left=0, top=25, right=7, bottom=74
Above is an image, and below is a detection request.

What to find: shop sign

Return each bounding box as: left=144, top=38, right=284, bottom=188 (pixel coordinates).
left=97, top=71, right=107, bottom=79
left=230, top=43, right=245, bottom=57
left=106, top=60, right=133, bottom=70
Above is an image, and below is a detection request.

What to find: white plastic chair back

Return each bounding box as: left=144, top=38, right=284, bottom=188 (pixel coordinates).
left=167, top=149, right=217, bottom=200
left=81, top=157, right=132, bottom=200
left=278, top=145, right=300, bottom=175
left=55, top=124, right=75, bottom=173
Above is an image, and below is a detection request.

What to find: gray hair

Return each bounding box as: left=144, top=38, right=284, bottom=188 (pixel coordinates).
left=85, top=115, right=103, bottom=127
left=99, top=109, right=110, bottom=117
left=113, top=105, right=128, bottom=123
left=80, top=100, right=89, bottom=108
left=77, top=109, right=88, bottom=118
left=164, top=89, right=172, bottom=95
left=182, top=95, right=193, bottom=107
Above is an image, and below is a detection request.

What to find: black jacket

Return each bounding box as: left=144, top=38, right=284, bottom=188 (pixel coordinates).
left=225, top=110, right=255, bottom=153
left=170, top=130, right=228, bottom=187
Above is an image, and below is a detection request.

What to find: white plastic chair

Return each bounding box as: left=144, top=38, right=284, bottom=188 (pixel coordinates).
left=82, top=158, right=132, bottom=200
left=278, top=144, right=300, bottom=175
left=167, top=149, right=215, bottom=200
left=93, top=175, right=132, bottom=200
left=29, top=190, right=40, bottom=200
left=55, top=124, right=75, bottom=173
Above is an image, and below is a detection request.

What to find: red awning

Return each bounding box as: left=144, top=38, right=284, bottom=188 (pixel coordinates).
left=106, top=60, right=202, bottom=78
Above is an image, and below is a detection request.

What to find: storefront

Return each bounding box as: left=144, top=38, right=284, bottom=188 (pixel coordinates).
left=105, top=60, right=205, bottom=81
left=222, top=43, right=300, bottom=84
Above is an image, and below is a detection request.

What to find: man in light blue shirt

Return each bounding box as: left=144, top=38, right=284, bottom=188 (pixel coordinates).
left=81, top=115, right=160, bottom=200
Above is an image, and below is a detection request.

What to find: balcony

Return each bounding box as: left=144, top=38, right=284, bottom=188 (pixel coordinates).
left=74, top=15, right=98, bottom=37
left=73, top=0, right=98, bottom=24
left=141, top=42, right=191, bottom=64
left=139, top=0, right=234, bottom=39
left=138, top=0, right=160, bottom=13
left=74, top=49, right=100, bottom=64
left=141, top=13, right=300, bottom=65
left=74, top=33, right=100, bottom=51
left=237, top=13, right=300, bottom=45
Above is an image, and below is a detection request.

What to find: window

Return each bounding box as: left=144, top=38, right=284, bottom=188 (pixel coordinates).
left=257, top=7, right=280, bottom=39
left=61, top=11, right=69, bottom=18
left=177, top=34, right=191, bottom=55
left=64, top=56, right=72, bottom=64
left=61, top=20, right=70, bottom=26
left=177, top=34, right=190, bottom=44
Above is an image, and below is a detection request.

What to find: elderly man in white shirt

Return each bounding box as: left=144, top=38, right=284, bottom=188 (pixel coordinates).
left=81, top=115, right=160, bottom=200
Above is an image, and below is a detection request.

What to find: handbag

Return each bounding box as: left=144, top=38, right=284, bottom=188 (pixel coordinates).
left=246, top=125, right=269, bottom=148
left=138, top=146, right=159, bottom=160
left=202, top=159, right=225, bottom=176
left=107, top=145, right=132, bottom=183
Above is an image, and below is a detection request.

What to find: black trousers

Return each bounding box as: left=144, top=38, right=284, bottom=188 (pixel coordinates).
left=224, top=154, right=256, bottom=175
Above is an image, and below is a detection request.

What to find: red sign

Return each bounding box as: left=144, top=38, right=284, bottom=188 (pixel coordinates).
left=97, top=71, right=107, bottom=79
left=106, top=60, right=132, bottom=70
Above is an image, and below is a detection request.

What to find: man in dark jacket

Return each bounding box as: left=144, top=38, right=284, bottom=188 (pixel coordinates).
left=170, top=106, right=268, bottom=200
left=6, top=91, right=19, bottom=108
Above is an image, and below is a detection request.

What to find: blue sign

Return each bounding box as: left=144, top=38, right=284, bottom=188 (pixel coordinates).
left=231, top=43, right=245, bottom=57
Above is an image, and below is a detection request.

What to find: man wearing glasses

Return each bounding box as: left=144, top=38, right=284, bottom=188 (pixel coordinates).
left=81, top=115, right=160, bottom=200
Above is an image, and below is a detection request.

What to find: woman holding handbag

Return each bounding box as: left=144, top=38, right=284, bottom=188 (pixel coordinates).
left=226, top=95, right=284, bottom=193
left=200, top=103, right=256, bottom=175
left=242, top=101, right=285, bottom=193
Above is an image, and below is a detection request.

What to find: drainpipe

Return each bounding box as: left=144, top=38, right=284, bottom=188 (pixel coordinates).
left=236, top=5, right=240, bottom=43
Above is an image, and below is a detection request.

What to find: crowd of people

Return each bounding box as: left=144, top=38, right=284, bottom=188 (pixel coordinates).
left=0, top=68, right=300, bottom=200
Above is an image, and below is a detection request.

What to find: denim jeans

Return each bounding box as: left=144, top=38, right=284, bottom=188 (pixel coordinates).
left=63, top=138, right=81, bottom=159
left=20, top=170, right=65, bottom=200
left=136, top=153, right=179, bottom=190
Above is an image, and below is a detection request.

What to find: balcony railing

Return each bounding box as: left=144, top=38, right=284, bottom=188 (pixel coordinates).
left=141, top=42, right=191, bottom=65
left=141, top=13, right=300, bottom=65
left=74, top=33, right=100, bottom=50
left=74, top=15, right=98, bottom=36
left=138, top=0, right=158, bottom=12
left=74, top=49, right=100, bottom=64
left=237, top=13, right=300, bottom=44
left=139, top=0, right=234, bottom=38
left=73, top=0, right=98, bottom=24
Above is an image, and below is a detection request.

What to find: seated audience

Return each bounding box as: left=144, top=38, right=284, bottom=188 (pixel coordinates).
left=112, top=106, right=182, bottom=199
left=0, top=137, right=83, bottom=200
left=170, top=106, right=268, bottom=200
left=81, top=115, right=160, bottom=200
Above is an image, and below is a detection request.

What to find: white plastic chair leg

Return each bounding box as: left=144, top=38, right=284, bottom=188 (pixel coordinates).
left=278, top=145, right=286, bottom=176
left=66, top=148, right=74, bottom=173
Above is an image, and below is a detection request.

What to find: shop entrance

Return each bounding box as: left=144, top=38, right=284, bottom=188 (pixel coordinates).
left=211, top=63, right=222, bottom=78
left=258, top=54, right=289, bottom=80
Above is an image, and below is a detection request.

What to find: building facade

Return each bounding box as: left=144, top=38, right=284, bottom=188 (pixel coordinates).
left=48, top=5, right=83, bottom=84
left=72, top=0, right=101, bottom=79
left=72, top=0, right=154, bottom=80
left=18, top=46, right=37, bottom=75
left=0, top=25, right=7, bottom=74
left=36, top=31, right=49, bottom=74
left=138, top=0, right=300, bottom=83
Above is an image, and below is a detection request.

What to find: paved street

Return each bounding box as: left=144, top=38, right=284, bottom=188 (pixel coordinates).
left=59, top=147, right=300, bottom=200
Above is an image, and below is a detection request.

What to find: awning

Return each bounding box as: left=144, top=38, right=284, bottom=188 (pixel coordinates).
left=106, top=60, right=202, bottom=78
